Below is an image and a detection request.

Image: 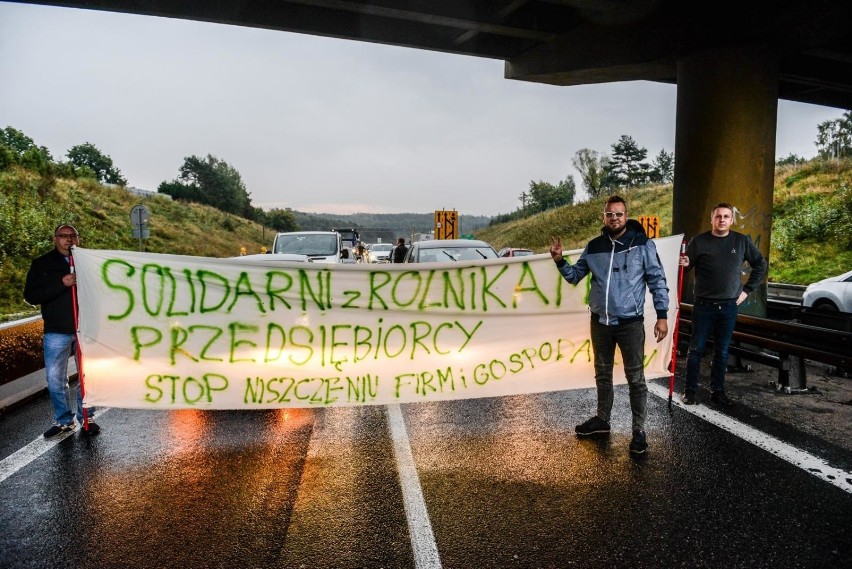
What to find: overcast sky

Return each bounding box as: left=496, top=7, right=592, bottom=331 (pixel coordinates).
left=0, top=2, right=844, bottom=216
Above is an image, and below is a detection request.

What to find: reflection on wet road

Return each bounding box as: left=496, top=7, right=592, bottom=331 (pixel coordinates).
left=1, top=383, right=850, bottom=568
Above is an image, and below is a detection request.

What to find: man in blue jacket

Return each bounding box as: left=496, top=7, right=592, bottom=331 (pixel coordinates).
left=24, top=224, right=99, bottom=438
left=550, top=196, right=669, bottom=454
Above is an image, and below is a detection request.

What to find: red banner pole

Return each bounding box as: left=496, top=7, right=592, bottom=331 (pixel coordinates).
left=669, top=238, right=687, bottom=411
left=68, top=249, right=90, bottom=431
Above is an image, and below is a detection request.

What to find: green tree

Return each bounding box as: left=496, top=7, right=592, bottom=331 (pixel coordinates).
left=607, top=135, right=652, bottom=188
left=264, top=208, right=300, bottom=232
left=51, top=161, right=96, bottom=180
left=526, top=177, right=576, bottom=213
left=161, top=154, right=253, bottom=217
left=572, top=148, right=610, bottom=198
left=157, top=180, right=201, bottom=202
left=0, top=127, right=53, bottom=173
left=650, top=149, right=674, bottom=183
left=776, top=153, right=805, bottom=166
left=66, top=142, right=127, bottom=185
left=815, top=111, right=852, bottom=159
left=20, top=146, right=53, bottom=174
left=0, top=127, right=51, bottom=158
left=0, top=145, right=14, bottom=171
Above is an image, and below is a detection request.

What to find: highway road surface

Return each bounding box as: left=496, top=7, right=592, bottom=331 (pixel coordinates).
left=1, top=377, right=850, bottom=569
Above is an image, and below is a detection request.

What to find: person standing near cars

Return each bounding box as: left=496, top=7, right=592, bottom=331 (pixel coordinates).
left=550, top=195, right=669, bottom=455
left=391, top=237, right=408, bottom=263
left=679, top=202, right=767, bottom=407
left=24, top=224, right=99, bottom=438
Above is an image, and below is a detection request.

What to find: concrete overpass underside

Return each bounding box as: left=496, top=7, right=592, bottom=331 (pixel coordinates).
left=17, top=0, right=852, bottom=312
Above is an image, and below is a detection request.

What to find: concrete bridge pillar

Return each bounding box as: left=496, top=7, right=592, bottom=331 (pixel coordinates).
left=672, top=46, right=779, bottom=316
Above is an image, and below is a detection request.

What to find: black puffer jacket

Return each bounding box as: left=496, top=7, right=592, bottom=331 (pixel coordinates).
left=23, top=248, right=76, bottom=333
left=391, top=244, right=408, bottom=263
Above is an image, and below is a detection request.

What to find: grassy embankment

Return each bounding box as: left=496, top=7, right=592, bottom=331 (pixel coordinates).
left=479, top=157, right=852, bottom=284
left=0, top=168, right=268, bottom=320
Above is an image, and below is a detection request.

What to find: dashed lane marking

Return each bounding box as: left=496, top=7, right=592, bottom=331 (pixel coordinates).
left=387, top=403, right=442, bottom=569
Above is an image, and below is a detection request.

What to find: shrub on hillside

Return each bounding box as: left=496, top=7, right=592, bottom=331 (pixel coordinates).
left=0, top=169, right=63, bottom=260
left=0, top=319, right=43, bottom=384
left=773, top=183, right=851, bottom=260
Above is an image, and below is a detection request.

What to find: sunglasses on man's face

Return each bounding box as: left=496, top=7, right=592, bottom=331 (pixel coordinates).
left=603, top=211, right=625, bottom=219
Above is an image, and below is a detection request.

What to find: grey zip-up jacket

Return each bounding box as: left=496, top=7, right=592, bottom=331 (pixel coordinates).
left=555, top=219, right=669, bottom=325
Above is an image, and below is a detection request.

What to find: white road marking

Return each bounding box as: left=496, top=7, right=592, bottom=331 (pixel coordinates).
left=648, top=383, right=852, bottom=494
left=0, top=431, right=75, bottom=484
left=0, top=409, right=110, bottom=485
left=386, top=403, right=442, bottom=569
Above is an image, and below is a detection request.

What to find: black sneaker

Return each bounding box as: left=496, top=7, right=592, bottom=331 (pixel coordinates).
left=711, top=391, right=734, bottom=407
left=681, top=390, right=697, bottom=405
left=82, top=422, right=100, bottom=436
left=43, top=424, right=75, bottom=439
left=629, top=429, right=648, bottom=454
left=575, top=416, right=611, bottom=436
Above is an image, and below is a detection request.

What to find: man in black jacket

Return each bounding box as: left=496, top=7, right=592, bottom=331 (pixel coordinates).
left=678, top=203, right=768, bottom=407
left=24, top=224, right=99, bottom=438
left=391, top=237, right=408, bottom=263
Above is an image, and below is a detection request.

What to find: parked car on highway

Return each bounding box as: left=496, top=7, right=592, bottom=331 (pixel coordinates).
left=497, top=247, right=534, bottom=258
left=802, top=269, right=852, bottom=314
left=367, top=243, right=394, bottom=263
left=402, top=239, right=498, bottom=263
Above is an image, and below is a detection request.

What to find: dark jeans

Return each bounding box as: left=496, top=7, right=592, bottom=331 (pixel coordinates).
left=685, top=300, right=739, bottom=393
left=590, top=318, right=647, bottom=431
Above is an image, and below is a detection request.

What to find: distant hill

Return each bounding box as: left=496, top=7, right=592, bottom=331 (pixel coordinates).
left=291, top=211, right=492, bottom=244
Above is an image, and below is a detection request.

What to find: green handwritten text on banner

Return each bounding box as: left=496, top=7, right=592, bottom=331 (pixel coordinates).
left=73, top=235, right=682, bottom=409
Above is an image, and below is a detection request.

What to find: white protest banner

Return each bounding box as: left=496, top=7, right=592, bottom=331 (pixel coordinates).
left=73, top=235, right=682, bottom=409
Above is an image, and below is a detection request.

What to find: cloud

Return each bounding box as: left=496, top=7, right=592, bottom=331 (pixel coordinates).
left=0, top=3, right=843, bottom=217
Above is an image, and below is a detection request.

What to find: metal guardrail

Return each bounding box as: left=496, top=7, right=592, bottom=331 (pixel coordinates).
left=799, top=308, right=852, bottom=333
left=679, top=304, right=852, bottom=391
left=767, top=282, right=806, bottom=303
left=0, top=315, right=40, bottom=330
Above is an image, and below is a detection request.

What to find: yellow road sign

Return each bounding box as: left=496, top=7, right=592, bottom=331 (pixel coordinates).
left=434, top=210, right=459, bottom=240
left=638, top=215, right=661, bottom=238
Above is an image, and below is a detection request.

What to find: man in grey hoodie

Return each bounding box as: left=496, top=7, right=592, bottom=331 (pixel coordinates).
left=550, top=195, right=669, bottom=454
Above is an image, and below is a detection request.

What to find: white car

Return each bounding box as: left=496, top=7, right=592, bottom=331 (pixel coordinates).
left=368, top=243, right=394, bottom=263
left=271, top=231, right=342, bottom=264
left=802, top=269, right=852, bottom=314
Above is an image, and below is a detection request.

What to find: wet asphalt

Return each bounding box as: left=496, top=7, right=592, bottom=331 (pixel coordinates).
left=0, top=380, right=850, bottom=569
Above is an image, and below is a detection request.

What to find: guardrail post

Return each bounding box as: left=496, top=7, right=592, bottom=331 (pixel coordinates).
left=777, top=353, right=809, bottom=394
left=726, top=343, right=753, bottom=373
left=790, top=355, right=807, bottom=391
left=777, top=355, right=790, bottom=389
